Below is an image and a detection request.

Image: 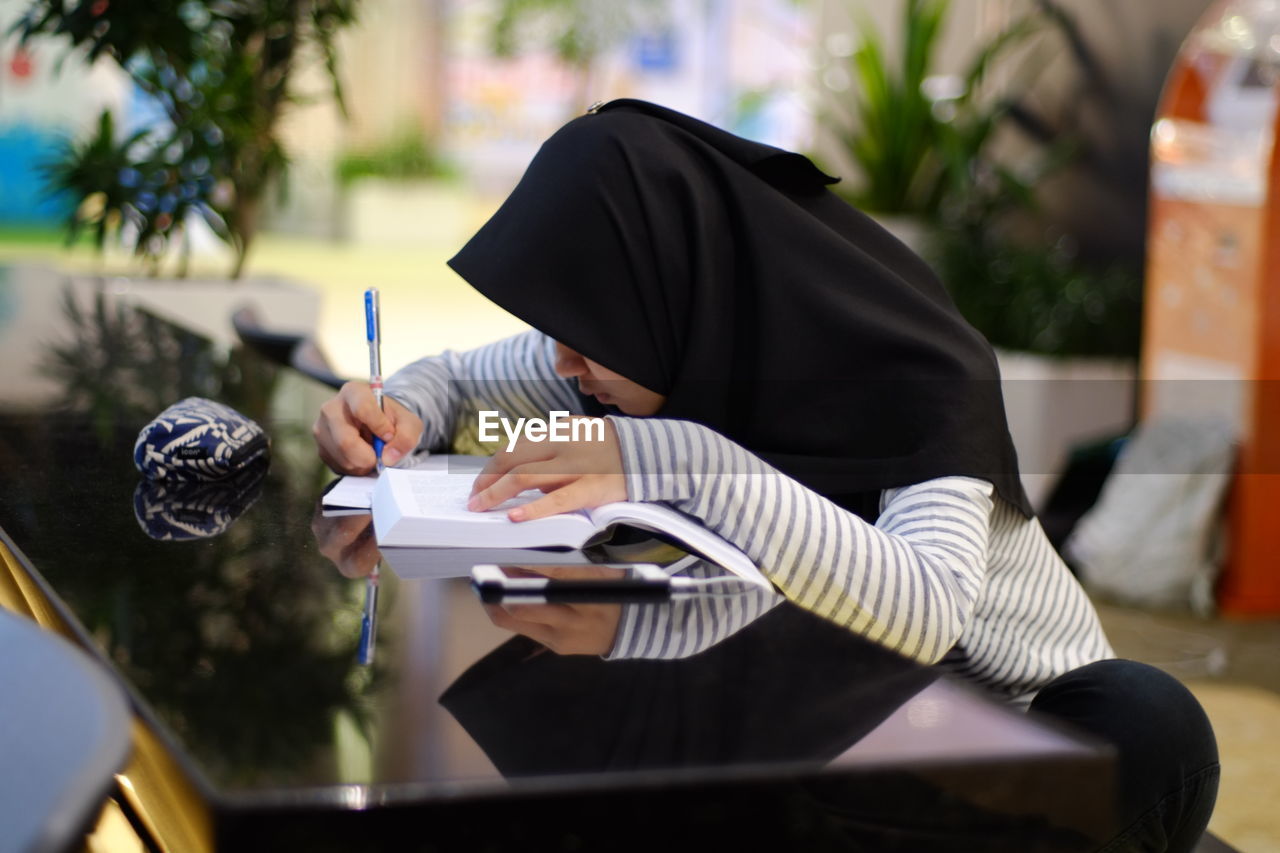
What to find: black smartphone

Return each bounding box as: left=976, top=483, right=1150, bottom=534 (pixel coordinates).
left=469, top=564, right=672, bottom=604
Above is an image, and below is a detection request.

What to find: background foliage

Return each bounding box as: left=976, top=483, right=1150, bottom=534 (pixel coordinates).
left=822, top=0, right=1142, bottom=358
left=13, top=0, right=358, bottom=277
left=335, top=125, right=455, bottom=186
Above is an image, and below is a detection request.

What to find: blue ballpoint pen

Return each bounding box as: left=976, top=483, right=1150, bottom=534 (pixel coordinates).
left=365, top=287, right=385, bottom=472
left=361, top=287, right=384, bottom=666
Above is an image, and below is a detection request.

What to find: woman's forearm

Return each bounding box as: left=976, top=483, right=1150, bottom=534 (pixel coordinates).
left=609, top=416, right=995, bottom=664
left=384, top=329, right=584, bottom=453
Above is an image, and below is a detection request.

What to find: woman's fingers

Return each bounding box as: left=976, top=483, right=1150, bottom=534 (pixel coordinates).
left=500, top=602, right=578, bottom=627
left=311, top=510, right=369, bottom=554
left=482, top=602, right=622, bottom=656
left=482, top=604, right=559, bottom=648
left=470, top=439, right=555, bottom=496
left=508, top=475, right=625, bottom=520
left=313, top=383, right=424, bottom=473
left=382, top=398, right=423, bottom=467
left=467, top=462, right=573, bottom=513
left=507, top=479, right=597, bottom=521
left=337, top=519, right=380, bottom=578
left=341, top=381, right=395, bottom=441
left=310, top=511, right=379, bottom=578
left=469, top=423, right=627, bottom=518
left=314, top=397, right=376, bottom=473
left=314, top=383, right=378, bottom=473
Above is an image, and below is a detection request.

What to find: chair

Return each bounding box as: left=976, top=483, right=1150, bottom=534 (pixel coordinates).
left=231, top=305, right=346, bottom=389
left=0, top=610, right=132, bottom=853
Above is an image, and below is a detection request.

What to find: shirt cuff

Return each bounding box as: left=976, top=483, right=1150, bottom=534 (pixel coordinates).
left=603, top=601, right=649, bottom=660
left=383, top=359, right=452, bottom=451
left=608, top=416, right=703, bottom=503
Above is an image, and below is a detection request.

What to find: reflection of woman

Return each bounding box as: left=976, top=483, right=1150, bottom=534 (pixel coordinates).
left=444, top=598, right=941, bottom=774
left=314, top=100, right=1216, bottom=849
left=446, top=591, right=1113, bottom=850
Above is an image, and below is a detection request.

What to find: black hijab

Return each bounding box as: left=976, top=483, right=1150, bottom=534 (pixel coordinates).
left=449, top=99, right=1032, bottom=518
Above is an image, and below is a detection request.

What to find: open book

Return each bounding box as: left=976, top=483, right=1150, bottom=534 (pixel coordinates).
left=320, top=451, right=472, bottom=510
left=356, top=460, right=768, bottom=587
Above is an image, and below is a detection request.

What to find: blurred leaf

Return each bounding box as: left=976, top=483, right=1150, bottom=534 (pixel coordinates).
left=840, top=0, right=948, bottom=214
left=820, top=0, right=1142, bottom=358
left=336, top=126, right=457, bottom=186
left=42, top=110, right=149, bottom=251
left=16, top=0, right=362, bottom=278
left=488, top=0, right=669, bottom=69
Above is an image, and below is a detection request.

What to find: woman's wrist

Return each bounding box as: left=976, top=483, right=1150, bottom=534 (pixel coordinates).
left=601, top=601, right=645, bottom=660
left=383, top=358, right=451, bottom=451
left=606, top=415, right=704, bottom=503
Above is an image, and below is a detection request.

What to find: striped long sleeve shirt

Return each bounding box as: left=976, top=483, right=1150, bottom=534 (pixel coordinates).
left=384, top=330, right=1114, bottom=704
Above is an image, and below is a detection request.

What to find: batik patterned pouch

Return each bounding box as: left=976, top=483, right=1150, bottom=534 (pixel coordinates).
left=133, top=397, right=270, bottom=481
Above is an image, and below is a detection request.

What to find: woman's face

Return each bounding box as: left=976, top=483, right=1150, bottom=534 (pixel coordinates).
left=553, top=341, right=666, bottom=416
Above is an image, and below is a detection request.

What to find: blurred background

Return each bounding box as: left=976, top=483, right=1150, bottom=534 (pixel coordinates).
left=3, top=1, right=1280, bottom=848
left=0, top=0, right=1209, bottom=376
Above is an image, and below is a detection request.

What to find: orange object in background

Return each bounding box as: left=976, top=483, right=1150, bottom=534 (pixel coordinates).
left=1144, top=0, right=1280, bottom=615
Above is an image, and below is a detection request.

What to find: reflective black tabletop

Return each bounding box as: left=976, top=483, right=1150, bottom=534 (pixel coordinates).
left=0, top=271, right=1113, bottom=851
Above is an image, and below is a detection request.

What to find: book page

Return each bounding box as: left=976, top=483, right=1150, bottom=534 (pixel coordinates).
left=403, top=469, right=538, bottom=522
left=321, top=475, right=379, bottom=510
left=588, top=501, right=769, bottom=587
left=321, top=453, right=484, bottom=510
left=373, top=465, right=597, bottom=548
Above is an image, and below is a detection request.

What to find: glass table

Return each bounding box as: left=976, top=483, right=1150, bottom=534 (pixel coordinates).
left=0, top=272, right=1114, bottom=851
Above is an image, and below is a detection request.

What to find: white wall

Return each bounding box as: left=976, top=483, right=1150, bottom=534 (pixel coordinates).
left=0, top=0, right=127, bottom=133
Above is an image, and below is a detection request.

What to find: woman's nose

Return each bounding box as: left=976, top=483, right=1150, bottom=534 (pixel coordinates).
left=553, top=343, right=586, bottom=377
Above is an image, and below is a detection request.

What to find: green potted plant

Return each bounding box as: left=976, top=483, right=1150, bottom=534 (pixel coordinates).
left=335, top=124, right=468, bottom=246
left=821, top=0, right=1144, bottom=356
left=818, top=0, right=1143, bottom=507
left=12, top=0, right=358, bottom=279
left=819, top=0, right=1042, bottom=250
left=7, top=0, right=359, bottom=356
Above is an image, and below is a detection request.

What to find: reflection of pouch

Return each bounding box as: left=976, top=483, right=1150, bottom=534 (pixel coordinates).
left=133, top=459, right=269, bottom=541
left=133, top=397, right=270, bottom=481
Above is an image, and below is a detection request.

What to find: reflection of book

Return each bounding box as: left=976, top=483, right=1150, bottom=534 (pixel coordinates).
left=371, top=466, right=767, bottom=586
left=379, top=547, right=595, bottom=579
left=380, top=536, right=697, bottom=581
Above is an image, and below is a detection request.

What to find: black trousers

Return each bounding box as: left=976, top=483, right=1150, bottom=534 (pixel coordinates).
left=1030, top=659, right=1221, bottom=853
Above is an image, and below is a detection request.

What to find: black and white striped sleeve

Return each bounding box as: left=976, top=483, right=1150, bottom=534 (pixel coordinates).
left=382, top=330, right=583, bottom=452
left=608, top=416, right=995, bottom=665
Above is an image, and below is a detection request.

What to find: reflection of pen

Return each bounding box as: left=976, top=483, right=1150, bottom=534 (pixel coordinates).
left=358, top=564, right=380, bottom=665
left=365, top=287, right=385, bottom=472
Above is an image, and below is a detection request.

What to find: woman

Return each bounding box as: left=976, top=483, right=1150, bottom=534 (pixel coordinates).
left=314, top=99, right=1217, bottom=851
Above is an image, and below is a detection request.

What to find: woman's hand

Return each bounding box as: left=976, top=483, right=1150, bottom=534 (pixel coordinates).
left=482, top=602, right=622, bottom=656
left=478, top=567, right=625, bottom=655
left=467, top=417, right=627, bottom=520
left=313, top=381, right=423, bottom=474
left=310, top=506, right=380, bottom=579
